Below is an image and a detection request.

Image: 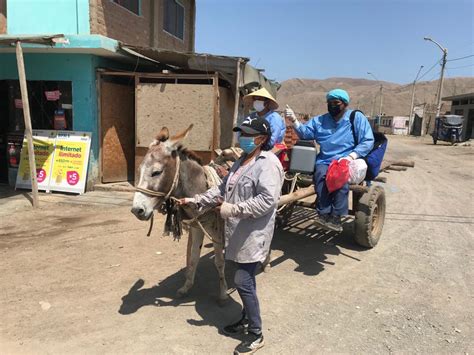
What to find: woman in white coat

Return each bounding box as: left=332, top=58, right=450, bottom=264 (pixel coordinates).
left=181, top=116, right=283, bottom=354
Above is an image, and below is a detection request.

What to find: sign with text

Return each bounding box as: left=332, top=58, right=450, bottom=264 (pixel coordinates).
left=49, top=131, right=91, bottom=194
left=16, top=130, right=92, bottom=194
left=16, top=130, right=57, bottom=191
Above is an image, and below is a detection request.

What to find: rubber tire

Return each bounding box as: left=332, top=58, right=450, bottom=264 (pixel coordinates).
left=354, top=185, right=386, bottom=248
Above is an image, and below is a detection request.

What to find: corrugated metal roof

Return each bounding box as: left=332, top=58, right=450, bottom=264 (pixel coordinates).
left=442, top=92, right=474, bottom=101
left=122, top=45, right=280, bottom=97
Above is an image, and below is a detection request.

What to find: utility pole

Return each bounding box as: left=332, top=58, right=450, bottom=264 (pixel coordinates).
left=378, top=84, right=383, bottom=116
left=408, top=65, right=424, bottom=135
left=368, top=72, right=383, bottom=116
left=424, top=36, right=448, bottom=132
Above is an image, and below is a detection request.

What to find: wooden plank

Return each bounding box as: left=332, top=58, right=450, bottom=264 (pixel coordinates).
left=231, top=59, right=242, bottom=146
left=212, top=73, right=220, bottom=160
left=16, top=41, right=38, bottom=208
left=101, top=81, right=135, bottom=182
left=135, top=82, right=214, bottom=150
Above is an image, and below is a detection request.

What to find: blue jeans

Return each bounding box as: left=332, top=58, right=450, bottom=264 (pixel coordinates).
left=234, top=262, right=261, bottom=334
left=313, top=164, right=349, bottom=216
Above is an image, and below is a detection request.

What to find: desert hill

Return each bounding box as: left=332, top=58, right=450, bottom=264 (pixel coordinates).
left=276, top=77, right=474, bottom=117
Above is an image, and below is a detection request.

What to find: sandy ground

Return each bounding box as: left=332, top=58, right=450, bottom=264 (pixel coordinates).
left=0, top=135, right=473, bottom=354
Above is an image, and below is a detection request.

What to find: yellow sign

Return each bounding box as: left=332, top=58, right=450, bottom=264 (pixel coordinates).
left=16, top=130, right=56, bottom=190
left=51, top=140, right=87, bottom=189
left=16, top=130, right=91, bottom=194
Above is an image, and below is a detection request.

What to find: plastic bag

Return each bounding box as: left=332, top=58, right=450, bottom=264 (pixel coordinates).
left=348, top=159, right=368, bottom=184
left=326, top=159, right=350, bottom=193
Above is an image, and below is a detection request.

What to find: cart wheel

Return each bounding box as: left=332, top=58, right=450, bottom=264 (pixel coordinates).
left=354, top=185, right=386, bottom=248
left=433, top=137, right=437, bottom=145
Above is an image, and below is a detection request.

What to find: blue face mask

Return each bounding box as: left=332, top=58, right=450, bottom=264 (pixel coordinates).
left=238, top=136, right=257, bottom=154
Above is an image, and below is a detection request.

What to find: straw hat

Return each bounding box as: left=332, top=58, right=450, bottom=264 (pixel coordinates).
left=243, top=87, right=279, bottom=111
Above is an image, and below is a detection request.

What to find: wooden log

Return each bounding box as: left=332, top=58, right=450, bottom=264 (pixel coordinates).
left=278, top=183, right=369, bottom=207
left=386, top=166, right=407, bottom=171
left=278, top=185, right=315, bottom=207
left=349, top=185, right=369, bottom=193
left=390, top=160, right=415, bottom=168
left=373, top=176, right=387, bottom=183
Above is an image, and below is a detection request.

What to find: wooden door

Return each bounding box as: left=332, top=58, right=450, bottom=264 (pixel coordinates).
left=101, top=80, right=134, bottom=182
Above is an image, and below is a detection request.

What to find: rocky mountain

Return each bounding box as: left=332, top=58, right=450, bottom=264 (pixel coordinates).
left=276, top=77, right=474, bottom=117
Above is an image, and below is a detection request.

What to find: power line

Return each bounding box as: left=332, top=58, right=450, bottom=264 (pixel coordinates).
left=446, top=63, right=474, bottom=70
left=427, top=71, right=442, bottom=82
left=447, top=54, right=474, bottom=62
left=418, top=58, right=441, bottom=81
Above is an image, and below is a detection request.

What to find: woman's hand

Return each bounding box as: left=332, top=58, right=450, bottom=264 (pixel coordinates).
left=219, top=201, right=237, bottom=219
left=177, top=197, right=196, bottom=206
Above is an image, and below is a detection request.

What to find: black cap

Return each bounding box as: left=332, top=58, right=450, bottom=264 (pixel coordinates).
left=233, top=117, right=271, bottom=135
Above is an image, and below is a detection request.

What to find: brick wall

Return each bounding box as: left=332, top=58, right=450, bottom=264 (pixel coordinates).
left=90, top=0, right=195, bottom=51
left=0, top=0, right=6, bottom=34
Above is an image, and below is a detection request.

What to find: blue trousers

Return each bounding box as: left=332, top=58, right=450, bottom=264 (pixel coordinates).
left=313, top=164, right=349, bottom=216
left=234, top=262, right=261, bottom=334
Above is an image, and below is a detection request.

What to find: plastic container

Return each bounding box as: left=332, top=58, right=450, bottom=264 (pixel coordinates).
left=289, top=140, right=317, bottom=174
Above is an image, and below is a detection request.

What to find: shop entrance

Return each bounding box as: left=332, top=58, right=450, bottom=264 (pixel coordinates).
left=0, top=80, right=73, bottom=185
left=100, top=75, right=135, bottom=183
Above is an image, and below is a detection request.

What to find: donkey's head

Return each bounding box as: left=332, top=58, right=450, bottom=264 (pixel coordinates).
left=131, top=125, right=193, bottom=220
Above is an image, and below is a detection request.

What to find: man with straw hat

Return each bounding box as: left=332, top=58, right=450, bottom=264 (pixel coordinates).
left=243, top=87, right=286, bottom=149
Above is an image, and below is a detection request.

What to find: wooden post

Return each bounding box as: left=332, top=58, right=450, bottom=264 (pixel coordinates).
left=231, top=59, right=242, bottom=146
left=212, top=72, right=220, bottom=160
left=16, top=41, right=39, bottom=208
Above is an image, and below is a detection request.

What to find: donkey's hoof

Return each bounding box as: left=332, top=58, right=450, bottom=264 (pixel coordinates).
left=176, top=287, right=190, bottom=298
left=217, top=296, right=230, bottom=307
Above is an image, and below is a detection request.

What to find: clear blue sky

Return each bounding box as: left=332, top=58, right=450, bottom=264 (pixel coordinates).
left=196, top=0, right=474, bottom=84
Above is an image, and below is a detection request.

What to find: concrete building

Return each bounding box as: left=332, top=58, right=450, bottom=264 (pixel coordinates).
left=0, top=0, right=277, bottom=189
left=0, top=0, right=196, bottom=186
left=442, top=92, right=474, bottom=140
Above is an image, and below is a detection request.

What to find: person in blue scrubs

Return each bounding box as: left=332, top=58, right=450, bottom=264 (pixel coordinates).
left=243, top=88, right=286, bottom=149
left=285, top=89, right=374, bottom=232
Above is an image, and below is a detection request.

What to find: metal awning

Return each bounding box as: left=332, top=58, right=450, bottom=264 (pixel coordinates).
left=121, top=45, right=280, bottom=97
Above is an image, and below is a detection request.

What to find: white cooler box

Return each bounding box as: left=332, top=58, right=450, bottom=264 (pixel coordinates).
left=289, top=140, right=317, bottom=174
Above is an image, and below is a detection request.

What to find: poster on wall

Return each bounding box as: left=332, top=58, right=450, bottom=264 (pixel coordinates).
left=15, top=130, right=92, bottom=194
left=48, top=131, right=92, bottom=194
left=16, top=130, right=56, bottom=191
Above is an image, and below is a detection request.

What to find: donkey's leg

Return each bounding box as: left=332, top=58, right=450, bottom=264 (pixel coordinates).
left=177, top=226, right=204, bottom=298
left=212, top=235, right=229, bottom=304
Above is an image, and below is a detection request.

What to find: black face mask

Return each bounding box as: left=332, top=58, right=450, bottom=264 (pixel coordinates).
left=327, top=103, right=342, bottom=117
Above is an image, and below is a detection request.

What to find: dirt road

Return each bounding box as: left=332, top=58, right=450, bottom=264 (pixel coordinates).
left=1, top=136, right=473, bottom=354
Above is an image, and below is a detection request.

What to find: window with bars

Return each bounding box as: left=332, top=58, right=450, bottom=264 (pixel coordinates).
left=164, top=0, right=184, bottom=40
left=112, top=0, right=140, bottom=15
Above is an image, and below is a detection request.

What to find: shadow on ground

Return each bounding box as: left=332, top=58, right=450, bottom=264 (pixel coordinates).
left=118, top=251, right=244, bottom=339
left=118, top=206, right=367, bottom=334
left=271, top=206, right=366, bottom=276
left=0, top=183, right=33, bottom=203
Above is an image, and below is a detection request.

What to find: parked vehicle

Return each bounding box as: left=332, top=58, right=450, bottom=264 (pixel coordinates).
left=432, top=115, right=464, bottom=145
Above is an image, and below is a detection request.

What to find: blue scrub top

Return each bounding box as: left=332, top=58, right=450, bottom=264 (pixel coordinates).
left=294, top=109, right=374, bottom=165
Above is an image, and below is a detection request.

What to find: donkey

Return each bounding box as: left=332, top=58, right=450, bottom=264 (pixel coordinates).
left=131, top=125, right=229, bottom=304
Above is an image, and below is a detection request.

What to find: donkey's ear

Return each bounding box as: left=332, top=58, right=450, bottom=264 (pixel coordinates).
left=156, top=127, right=170, bottom=142
left=165, top=124, right=193, bottom=151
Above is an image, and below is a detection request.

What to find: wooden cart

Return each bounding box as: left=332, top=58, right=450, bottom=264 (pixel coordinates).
left=276, top=160, right=414, bottom=248
left=214, top=148, right=414, bottom=249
